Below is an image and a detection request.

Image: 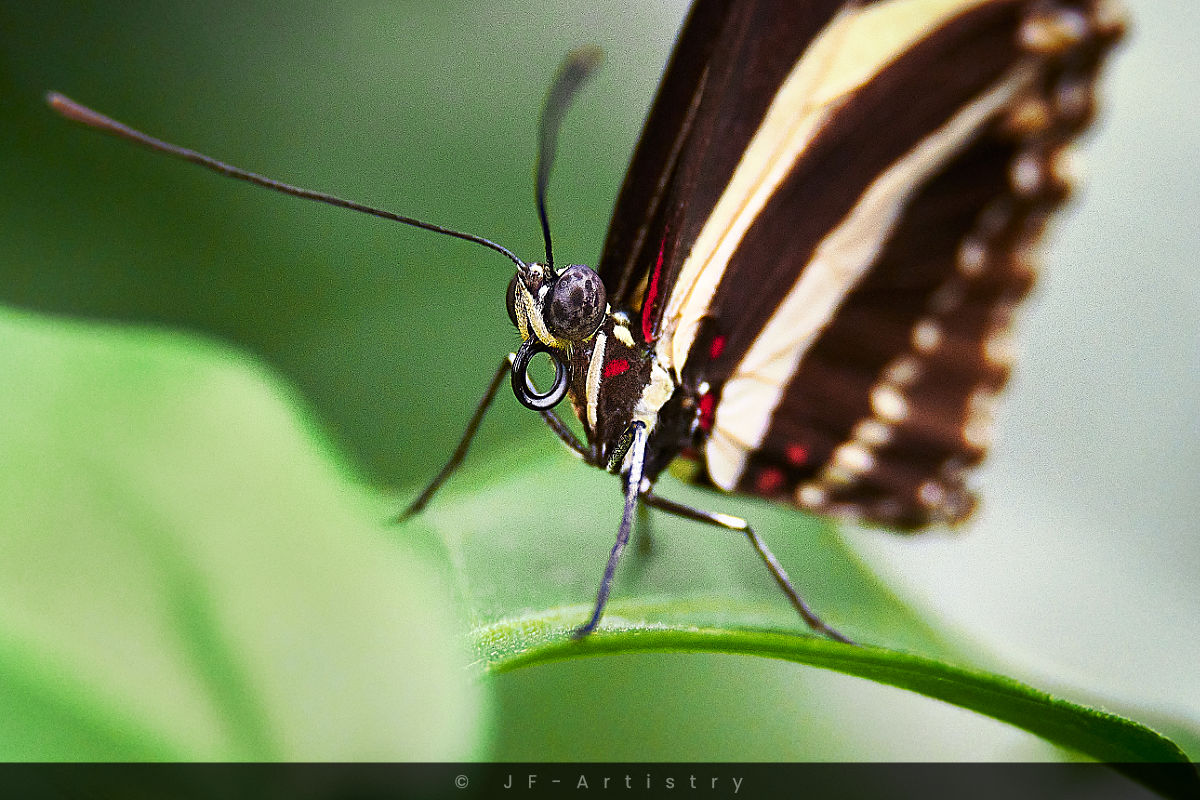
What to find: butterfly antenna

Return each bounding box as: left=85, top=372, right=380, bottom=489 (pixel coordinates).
left=46, top=92, right=528, bottom=272
left=534, top=45, right=604, bottom=273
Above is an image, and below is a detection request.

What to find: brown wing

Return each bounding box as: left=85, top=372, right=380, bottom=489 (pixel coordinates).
left=697, top=1, right=1123, bottom=528
left=600, top=0, right=1123, bottom=529
left=596, top=0, right=861, bottom=344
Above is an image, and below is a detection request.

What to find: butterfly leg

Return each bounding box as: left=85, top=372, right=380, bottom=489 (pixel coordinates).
left=635, top=503, right=655, bottom=558
left=573, top=421, right=648, bottom=638
left=397, top=353, right=594, bottom=522
left=394, top=355, right=515, bottom=522
left=622, top=504, right=656, bottom=587
left=639, top=492, right=854, bottom=645
left=536, top=399, right=595, bottom=464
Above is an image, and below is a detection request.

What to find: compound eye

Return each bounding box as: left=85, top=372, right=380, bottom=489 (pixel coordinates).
left=505, top=273, right=521, bottom=327
left=545, top=264, right=606, bottom=341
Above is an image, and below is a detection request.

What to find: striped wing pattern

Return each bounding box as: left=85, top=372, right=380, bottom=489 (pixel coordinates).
left=596, top=0, right=1123, bottom=528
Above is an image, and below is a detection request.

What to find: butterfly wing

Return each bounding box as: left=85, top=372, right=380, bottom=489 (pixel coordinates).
left=597, top=0, right=1123, bottom=528
left=597, top=0, right=865, bottom=337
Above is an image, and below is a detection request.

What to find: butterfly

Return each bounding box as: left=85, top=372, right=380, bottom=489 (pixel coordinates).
left=49, top=0, right=1124, bottom=642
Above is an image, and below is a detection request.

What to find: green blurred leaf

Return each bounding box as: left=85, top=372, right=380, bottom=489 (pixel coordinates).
left=0, top=307, right=483, bottom=760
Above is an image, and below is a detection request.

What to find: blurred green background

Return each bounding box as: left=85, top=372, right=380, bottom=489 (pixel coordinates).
left=1, top=0, right=1196, bottom=762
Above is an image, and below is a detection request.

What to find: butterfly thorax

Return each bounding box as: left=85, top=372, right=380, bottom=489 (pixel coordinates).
left=564, top=312, right=676, bottom=470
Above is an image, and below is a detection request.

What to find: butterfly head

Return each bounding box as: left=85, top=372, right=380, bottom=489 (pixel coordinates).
left=505, top=261, right=608, bottom=411
left=506, top=262, right=606, bottom=346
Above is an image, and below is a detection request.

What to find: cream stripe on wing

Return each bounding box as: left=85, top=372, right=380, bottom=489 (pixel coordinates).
left=657, top=0, right=994, bottom=379
left=705, top=65, right=1034, bottom=490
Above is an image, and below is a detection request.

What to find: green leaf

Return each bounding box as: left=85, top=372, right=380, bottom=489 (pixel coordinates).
left=2, top=303, right=1194, bottom=797
left=486, top=633, right=1198, bottom=799
left=413, top=441, right=1197, bottom=795
left=486, top=625, right=1191, bottom=765
left=0, top=307, right=483, bottom=760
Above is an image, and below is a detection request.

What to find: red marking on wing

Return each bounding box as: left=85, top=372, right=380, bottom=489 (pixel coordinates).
left=698, top=393, right=716, bottom=432
left=709, top=334, right=726, bottom=360
left=641, top=231, right=668, bottom=343
left=755, top=467, right=784, bottom=495
left=785, top=443, right=809, bottom=466
left=603, top=358, right=630, bottom=379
